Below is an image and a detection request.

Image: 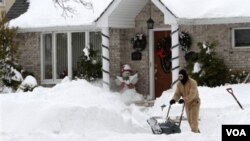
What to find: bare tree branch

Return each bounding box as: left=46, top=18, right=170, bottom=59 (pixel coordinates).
left=54, top=0, right=93, bottom=17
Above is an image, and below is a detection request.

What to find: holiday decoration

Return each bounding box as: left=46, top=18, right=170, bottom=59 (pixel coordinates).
left=131, top=33, right=147, bottom=51
left=155, top=36, right=172, bottom=73
left=115, top=64, right=138, bottom=93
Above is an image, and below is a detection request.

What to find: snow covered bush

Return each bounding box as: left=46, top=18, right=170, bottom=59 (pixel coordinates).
left=228, top=69, right=248, bottom=84
left=186, top=41, right=229, bottom=87
left=0, top=13, right=22, bottom=90
left=76, top=44, right=102, bottom=81
left=16, top=75, right=38, bottom=92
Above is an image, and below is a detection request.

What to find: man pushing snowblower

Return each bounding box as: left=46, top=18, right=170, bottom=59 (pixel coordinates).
left=170, top=69, right=201, bottom=133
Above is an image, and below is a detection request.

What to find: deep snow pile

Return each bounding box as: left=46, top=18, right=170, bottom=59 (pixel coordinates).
left=0, top=80, right=250, bottom=141
left=0, top=80, right=149, bottom=141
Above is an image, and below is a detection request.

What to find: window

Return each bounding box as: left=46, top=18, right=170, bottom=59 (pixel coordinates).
left=56, top=33, right=68, bottom=79
left=72, top=32, right=86, bottom=78
left=232, top=28, right=250, bottom=48
left=41, top=31, right=102, bottom=84
left=42, top=34, right=53, bottom=79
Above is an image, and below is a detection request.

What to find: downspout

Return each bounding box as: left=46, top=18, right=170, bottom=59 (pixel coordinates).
left=101, top=27, right=110, bottom=90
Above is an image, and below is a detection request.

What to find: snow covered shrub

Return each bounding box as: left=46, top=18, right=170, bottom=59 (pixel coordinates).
left=0, top=13, right=22, bottom=90
left=16, top=75, right=38, bottom=92
left=76, top=44, right=102, bottom=81
left=228, top=69, right=248, bottom=84
left=186, top=41, right=229, bottom=87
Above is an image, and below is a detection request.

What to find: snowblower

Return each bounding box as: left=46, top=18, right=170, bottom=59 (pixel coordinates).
left=147, top=103, right=185, bottom=135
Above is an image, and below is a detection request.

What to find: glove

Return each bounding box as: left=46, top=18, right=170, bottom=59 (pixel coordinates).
left=169, top=99, right=176, bottom=105
left=178, top=99, right=184, bottom=104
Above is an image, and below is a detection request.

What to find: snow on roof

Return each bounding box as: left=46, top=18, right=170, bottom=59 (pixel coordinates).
left=160, top=0, right=250, bottom=19
left=9, top=0, right=112, bottom=29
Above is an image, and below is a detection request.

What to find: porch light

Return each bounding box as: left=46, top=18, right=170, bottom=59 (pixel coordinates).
left=147, top=2, right=154, bottom=29
left=147, top=17, right=154, bottom=29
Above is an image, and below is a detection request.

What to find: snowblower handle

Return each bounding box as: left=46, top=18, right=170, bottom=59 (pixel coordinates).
left=178, top=103, right=185, bottom=127
left=165, top=103, right=185, bottom=127
left=166, top=105, right=171, bottom=118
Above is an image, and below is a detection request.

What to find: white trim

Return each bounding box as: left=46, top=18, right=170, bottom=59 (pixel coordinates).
left=178, top=17, right=250, bottom=25
left=152, top=0, right=177, bottom=25
left=40, top=34, right=44, bottom=84
left=148, top=29, right=154, bottom=100
left=16, top=25, right=99, bottom=33
left=101, top=27, right=110, bottom=90
left=67, top=32, right=72, bottom=80
left=232, top=27, right=250, bottom=48
left=96, top=0, right=122, bottom=27
left=86, top=31, right=89, bottom=48
left=148, top=28, right=171, bottom=100
left=52, top=33, right=57, bottom=81
left=171, top=24, right=180, bottom=90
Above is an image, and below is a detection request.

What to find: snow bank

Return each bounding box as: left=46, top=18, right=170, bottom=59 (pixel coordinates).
left=1, top=80, right=250, bottom=141
left=0, top=80, right=149, bottom=137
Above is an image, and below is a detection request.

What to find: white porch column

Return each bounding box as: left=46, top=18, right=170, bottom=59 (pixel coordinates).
left=101, top=27, right=110, bottom=90
left=171, top=24, right=180, bottom=89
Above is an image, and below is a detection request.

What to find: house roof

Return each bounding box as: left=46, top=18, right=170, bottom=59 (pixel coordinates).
left=160, top=0, right=250, bottom=19
left=95, top=0, right=149, bottom=28
left=156, top=0, right=250, bottom=25
left=9, top=0, right=250, bottom=31
left=6, top=0, right=30, bottom=21
left=9, top=0, right=113, bottom=31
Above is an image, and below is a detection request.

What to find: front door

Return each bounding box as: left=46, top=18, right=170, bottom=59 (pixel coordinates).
left=154, top=31, right=172, bottom=98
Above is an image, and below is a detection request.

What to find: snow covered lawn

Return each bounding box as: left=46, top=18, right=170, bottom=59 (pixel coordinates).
left=0, top=79, right=249, bottom=141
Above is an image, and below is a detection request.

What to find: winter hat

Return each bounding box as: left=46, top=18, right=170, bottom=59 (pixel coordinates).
left=121, top=64, right=132, bottom=73
left=179, top=69, right=189, bottom=85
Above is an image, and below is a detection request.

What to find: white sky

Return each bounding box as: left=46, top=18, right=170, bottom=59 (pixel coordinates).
left=161, top=0, right=250, bottom=19
left=0, top=79, right=249, bottom=141
left=9, top=0, right=112, bottom=28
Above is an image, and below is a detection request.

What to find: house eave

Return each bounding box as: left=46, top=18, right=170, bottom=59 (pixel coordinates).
left=177, top=17, right=250, bottom=25
left=15, top=25, right=99, bottom=33
left=95, top=0, right=148, bottom=28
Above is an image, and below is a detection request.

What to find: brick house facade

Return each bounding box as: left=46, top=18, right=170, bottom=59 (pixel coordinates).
left=13, top=1, right=250, bottom=98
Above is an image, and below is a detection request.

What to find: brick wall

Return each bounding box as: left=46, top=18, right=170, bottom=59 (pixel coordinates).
left=109, top=2, right=170, bottom=96
left=16, top=32, right=41, bottom=83
left=180, top=23, right=250, bottom=71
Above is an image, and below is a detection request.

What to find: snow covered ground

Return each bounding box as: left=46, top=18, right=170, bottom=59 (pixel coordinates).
left=0, top=79, right=249, bottom=141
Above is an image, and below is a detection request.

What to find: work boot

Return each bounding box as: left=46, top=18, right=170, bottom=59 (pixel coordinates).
left=192, top=129, right=200, bottom=133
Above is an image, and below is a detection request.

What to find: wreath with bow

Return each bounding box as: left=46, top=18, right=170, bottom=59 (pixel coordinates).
left=131, top=33, right=147, bottom=51
left=156, top=36, right=172, bottom=73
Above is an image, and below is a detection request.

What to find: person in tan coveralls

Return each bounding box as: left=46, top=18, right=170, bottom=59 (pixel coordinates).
left=169, top=69, right=201, bottom=133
